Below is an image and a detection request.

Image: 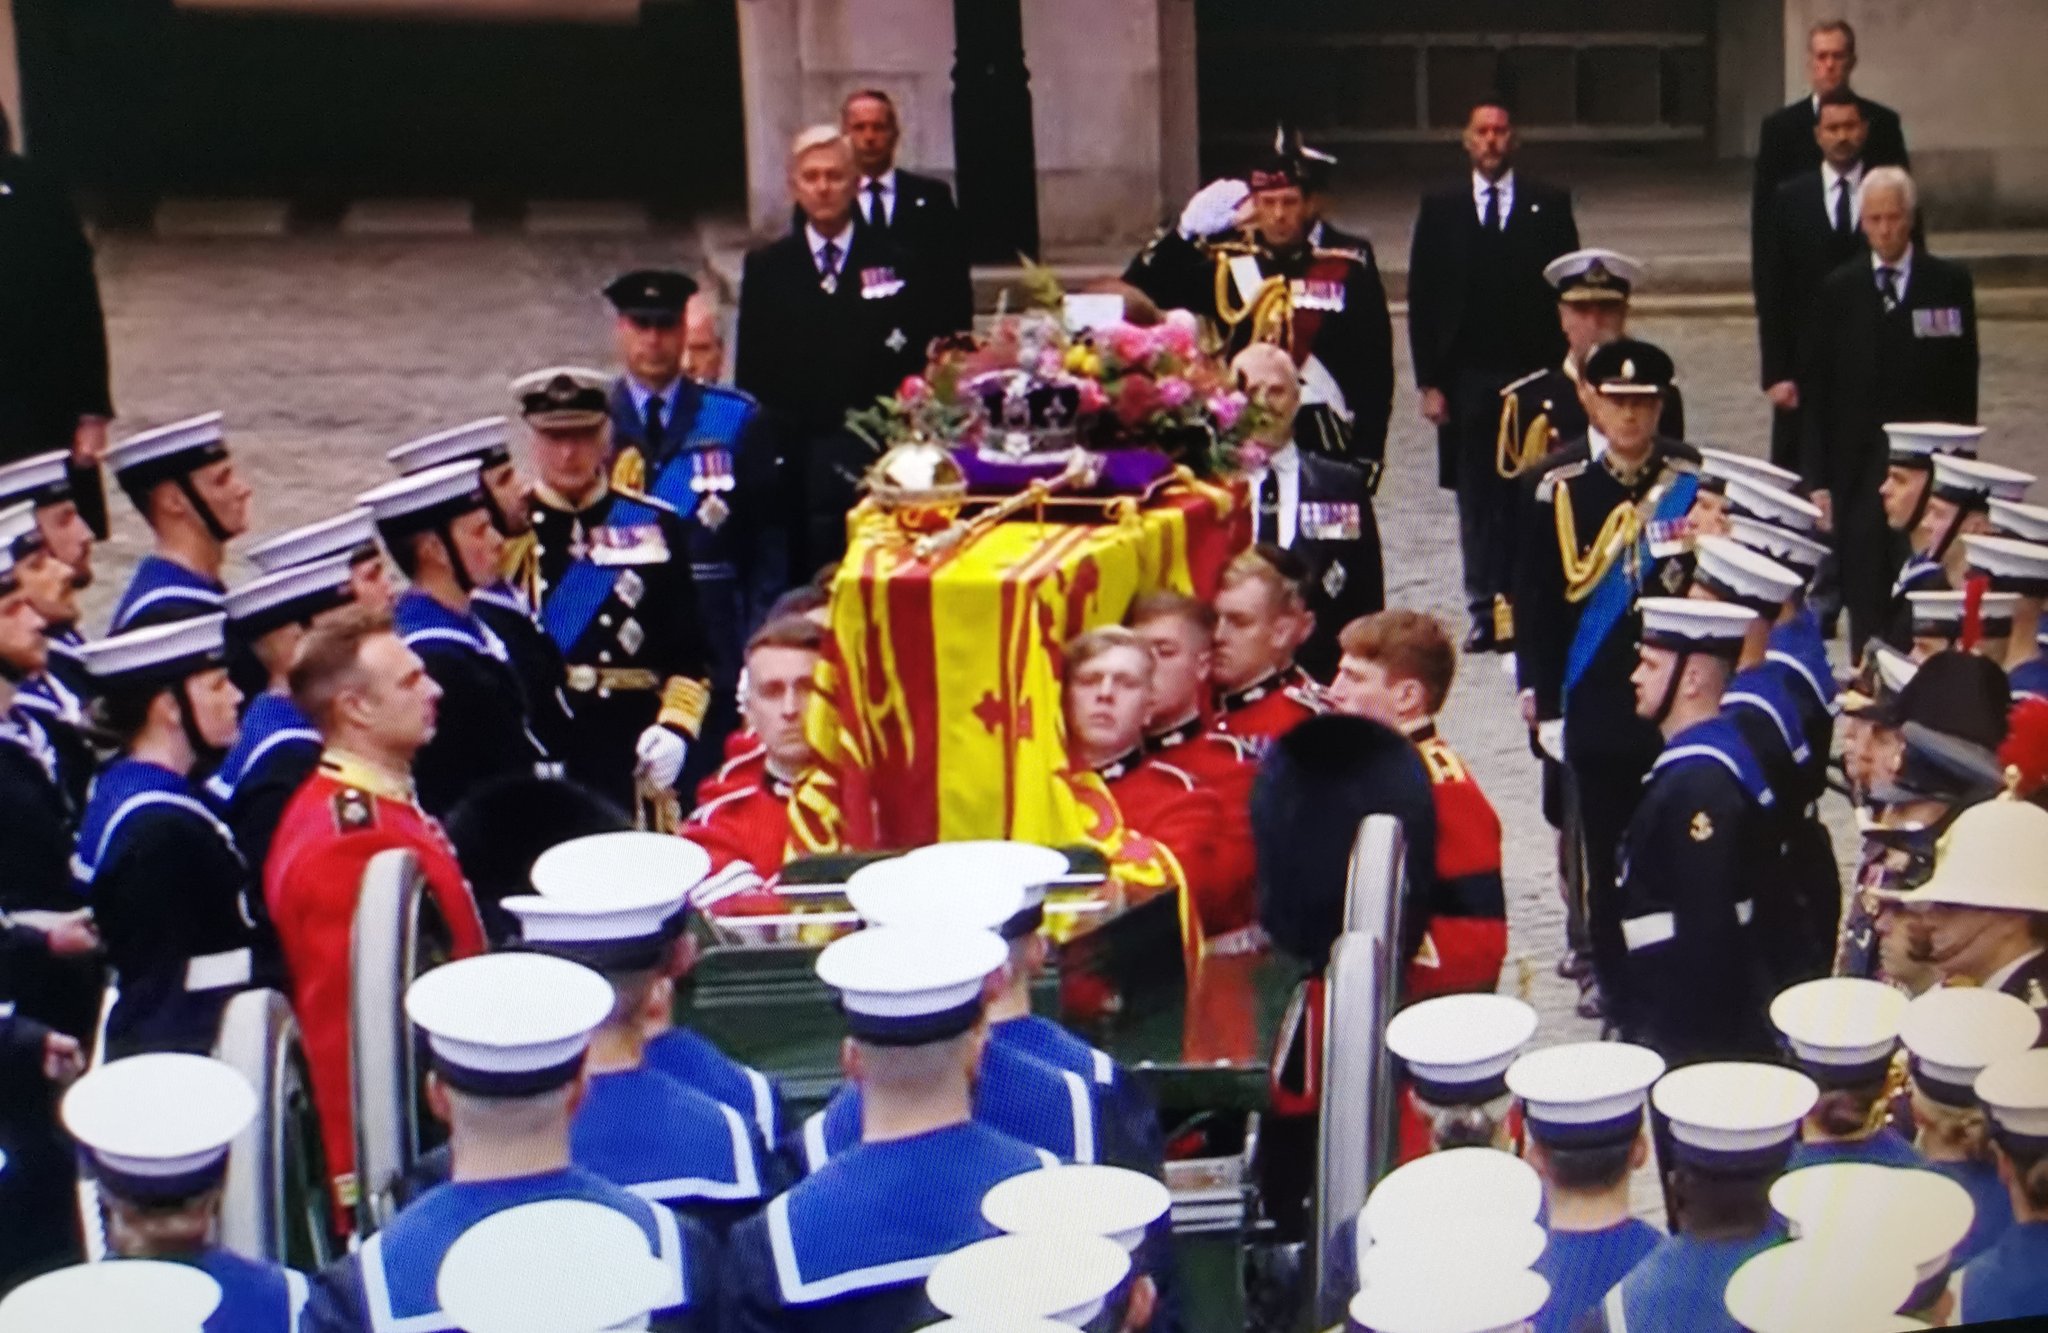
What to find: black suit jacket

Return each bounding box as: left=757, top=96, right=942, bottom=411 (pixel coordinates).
left=0, top=153, right=111, bottom=463
left=1799, top=251, right=1978, bottom=511
left=1753, top=170, right=1869, bottom=388
left=1406, top=176, right=1579, bottom=393
left=1751, top=93, right=1909, bottom=220
left=871, top=168, right=973, bottom=334
left=734, top=225, right=940, bottom=435
left=1272, top=452, right=1384, bottom=680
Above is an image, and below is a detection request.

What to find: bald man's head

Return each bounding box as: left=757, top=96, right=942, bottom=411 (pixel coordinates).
left=1232, top=344, right=1301, bottom=442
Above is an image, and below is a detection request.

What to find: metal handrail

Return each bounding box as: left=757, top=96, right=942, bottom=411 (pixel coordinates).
left=1312, top=813, right=1409, bottom=1327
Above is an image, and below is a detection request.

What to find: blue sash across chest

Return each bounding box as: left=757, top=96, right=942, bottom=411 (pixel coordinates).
left=538, top=495, right=662, bottom=655
left=646, top=392, right=753, bottom=521
left=1564, top=470, right=1699, bottom=699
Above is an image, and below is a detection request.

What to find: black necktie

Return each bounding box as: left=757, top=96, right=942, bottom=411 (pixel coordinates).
left=1878, top=266, right=1900, bottom=312
left=1257, top=471, right=1281, bottom=544
left=818, top=239, right=841, bottom=292
left=643, top=394, right=664, bottom=454
left=1834, top=178, right=1853, bottom=236
left=867, top=180, right=889, bottom=231
left=1482, top=185, right=1500, bottom=232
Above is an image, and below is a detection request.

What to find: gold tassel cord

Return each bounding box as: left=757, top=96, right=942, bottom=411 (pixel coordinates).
left=1211, top=256, right=1294, bottom=348
left=1554, top=478, right=1643, bottom=604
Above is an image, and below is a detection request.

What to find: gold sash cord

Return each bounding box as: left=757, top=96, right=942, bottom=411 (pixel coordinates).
left=1555, top=468, right=1680, bottom=604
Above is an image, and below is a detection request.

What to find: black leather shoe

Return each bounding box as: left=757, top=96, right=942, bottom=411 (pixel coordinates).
left=1464, top=622, right=1495, bottom=654
left=1555, top=950, right=1592, bottom=981
left=1575, top=982, right=1606, bottom=1022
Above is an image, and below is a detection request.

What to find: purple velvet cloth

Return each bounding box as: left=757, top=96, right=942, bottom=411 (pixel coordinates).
left=955, top=447, right=1178, bottom=496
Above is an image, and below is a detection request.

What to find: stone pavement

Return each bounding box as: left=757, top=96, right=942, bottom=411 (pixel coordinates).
left=72, top=233, right=2048, bottom=1220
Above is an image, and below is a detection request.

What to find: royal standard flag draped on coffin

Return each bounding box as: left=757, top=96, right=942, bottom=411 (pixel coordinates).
left=789, top=481, right=1245, bottom=863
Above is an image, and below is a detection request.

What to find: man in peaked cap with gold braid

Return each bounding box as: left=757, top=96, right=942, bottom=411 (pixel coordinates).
left=1495, top=248, right=1686, bottom=486
left=514, top=366, right=714, bottom=818
left=1514, top=338, right=1701, bottom=1024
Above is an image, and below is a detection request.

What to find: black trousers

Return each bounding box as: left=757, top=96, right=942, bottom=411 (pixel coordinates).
left=1566, top=735, right=1661, bottom=1009
left=1449, top=367, right=1519, bottom=620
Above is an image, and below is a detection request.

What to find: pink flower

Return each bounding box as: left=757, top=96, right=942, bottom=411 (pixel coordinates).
left=1077, top=379, right=1109, bottom=415
left=1035, top=348, right=1066, bottom=379
left=1114, top=374, right=1161, bottom=428
left=898, top=375, right=932, bottom=404
left=1158, top=312, right=1200, bottom=359
left=1236, top=442, right=1272, bottom=472
left=1105, top=322, right=1155, bottom=367
left=1157, top=377, right=1194, bottom=410
left=1207, top=392, right=1246, bottom=431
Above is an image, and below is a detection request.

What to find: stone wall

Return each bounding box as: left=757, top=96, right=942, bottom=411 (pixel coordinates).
left=1782, top=0, right=2048, bottom=223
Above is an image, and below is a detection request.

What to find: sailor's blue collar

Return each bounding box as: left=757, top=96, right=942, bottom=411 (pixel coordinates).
left=1656, top=714, right=1775, bottom=806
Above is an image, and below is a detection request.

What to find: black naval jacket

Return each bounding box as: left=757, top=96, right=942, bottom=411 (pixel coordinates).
left=1513, top=436, right=1702, bottom=743
left=0, top=714, right=97, bottom=1041
left=1751, top=92, right=1909, bottom=219
left=1612, top=722, right=1780, bottom=1065
left=1496, top=364, right=1685, bottom=479
left=1123, top=228, right=1395, bottom=470
left=527, top=485, right=712, bottom=812
left=472, top=589, right=578, bottom=772
left=397, top=592, right=551, bottom=820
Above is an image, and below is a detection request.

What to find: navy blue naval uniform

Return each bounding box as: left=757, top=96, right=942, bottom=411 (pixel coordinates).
left=185, top=1247, right=310, bottom=1333
left=17, top=624, right=97, bottom=810
left=204, top=690, right=321, bottom=880
left=647, top=1024, right=785, bottom=1146
left=1533, top=1218, right=1661, bottom=1333
left=721, top=1121, right=1053, bottom=1332
left=1933, top=1156, right=2016, bottom=1266
left=1584, top=1222, right=1789, bottom=1333
left=989, top=1012, right=1164, bottom=1174
left=1785, top=1124, right=1922, bottom=1172
left=304, top=1165, right=718, bottom=1333
left=1953, top=1219, right=2048, bottom=1327
left=572, top=1061, right=775, bottom=1239
left=393, top=587, right=551, bottom=817
left=73, top=756, right=273, bottom=1057
left=1612, top=714, right=1779, bottom=1065
left=799, top=1036, right=1103, bottom=1172
left=110, top=553, right=225, bottom=632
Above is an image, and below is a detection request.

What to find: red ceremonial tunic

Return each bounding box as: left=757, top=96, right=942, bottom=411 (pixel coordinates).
left=263, top=750, right=487, bottom=1220
left=1213, top=665, right=1323, bottom=756
left=682, top=759, right=797, bottom=916
left=1405, top=722, right=1508, bottom=1001
left=1143, top=719, right=1260, bottom=941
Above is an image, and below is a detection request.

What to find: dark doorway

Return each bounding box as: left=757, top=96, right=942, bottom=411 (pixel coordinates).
left=12, top=0, right=745, bottom=223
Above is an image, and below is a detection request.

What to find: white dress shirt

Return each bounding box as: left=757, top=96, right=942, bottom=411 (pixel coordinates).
left=1820, top=160, right=1865, bottom=229
left=1872, top=243, right=1914, bottom=300
left=1247, top=443, right=1303, bottom=548
left=861, top=169, right=898, bottom=227
left=624, top=374, right=682, bottom=424
left=1472, top=169, right=1516, bottom=228
left=807, top=221, right=855, bottom=276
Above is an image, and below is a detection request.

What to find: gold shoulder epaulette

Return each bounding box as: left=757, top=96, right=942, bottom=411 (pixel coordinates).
left=1499, top=368, right=1548, bottom=398
left=610, top=447, right=646, bottom=494
left=1418, top=736, right=1470, bottom=785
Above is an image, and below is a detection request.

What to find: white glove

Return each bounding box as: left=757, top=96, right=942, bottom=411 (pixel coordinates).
left=1178, top=178, right=1250, bottom=239
left=1536, top=719, right=1566, bottom=763
left=634, top=725, right=688, bottom=790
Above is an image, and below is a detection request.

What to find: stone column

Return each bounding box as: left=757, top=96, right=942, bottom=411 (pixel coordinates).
left=1021, top=0, right=1180, bottom=249
left=1781, top=0, right=2048, bottom=224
